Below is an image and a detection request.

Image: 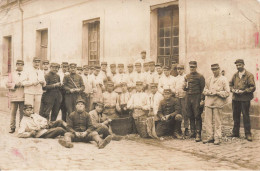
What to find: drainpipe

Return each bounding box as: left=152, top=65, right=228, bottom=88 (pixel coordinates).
left=18, top=0, right=24, bottom=60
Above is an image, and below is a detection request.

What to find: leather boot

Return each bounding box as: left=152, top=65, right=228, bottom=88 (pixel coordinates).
left=190, top=130, right=196, bottom=138
left=195, top=132, right=201, bottom=142
left=184, top=128, right=189, bottom=137
left=93, top=134, right=112, bottom=149
left=9, top=128, right=15, bottom=134
left=58, top=134, right=73, bottom=148
left=246, top=134, right=252, bottom=142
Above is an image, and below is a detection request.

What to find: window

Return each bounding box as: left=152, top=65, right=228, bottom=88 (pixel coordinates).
left=36, top=29, right=48, bottom=63
left=83, top=19, right=100, bottom=66
left=2, top=36, right=12, bottom=74
left=157, top=6, right=179, bottom=66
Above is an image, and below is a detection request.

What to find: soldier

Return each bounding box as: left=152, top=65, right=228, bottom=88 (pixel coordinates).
left=63, top=63, right=85, bottom=114
left=99, top=62, right=108, bottom=84
left=107, top=63, right=117, bottom=81
left=18, top=104, right=69, bottom=139
left=176, top=64, right=189, bottom=137
left=127, top=81, right=149, bottom=133
left=153, top=63, right=164, bottom=84
left=132, top=62, right=146, bottom=89
left=89, top=66, right=104, bottom=110
left=76, top=66, right=83, bottom=76
left=40, top=63, right=62, bottom=121
left=203, top=64, right=230, bottom=145
left=158, top=66, right=176, bottom=94
left=102, top=81, right=119, bottom=119
left=89, top=66, right=95, bottom=76
left=126, top=63, right=135, bottom=93
left=147, top=83, right=164, bottom=119
left=82, top=65, right=92, bottom=112
left=229, top=59, right=256, bottom=141
left=113, top=63, right=128, bottom=93
left=156, top=89, right=182, bottom=139
left=42, top=60, right=50, bottom=75
left=170, top=61, right=178, bottom=77
left=135, top=50, right=151, bottom=67
left=6, top=60, right=26, bottom=133
left=58, top=98, right=112, bottom=149
left=184, top=61, right=205, bottom=142
left=116, top=82, right=131, bottom=116
left=58, top=62, right=69, bottom=121
left=147, top=61, right=156, bottom=84
left=23, top=57, right=46, bottom=114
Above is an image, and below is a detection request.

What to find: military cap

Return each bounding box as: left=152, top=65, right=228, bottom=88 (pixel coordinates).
left=42, top=60, right=49, bottom=65
left=107, top=81, right=114, bottom=86
left=234, top=59, right=244, bottom=65
left=149, top=61, right=155, bottom=65
left=155, top=63, right=163, bottom=67
left=57, top=63, right=61, bottom=68
left=77, top=66, right=83, bottom=70
left=150, top=83, right=158, bottom=87
left=95, top=65, right=101, bottom=69
left=61, top=62, right=69, bottom=66
left=16, top=60, right=24, bottom=65
left=24, top=104, right=33, bottom=109
left=110, top=63, right=116, bottom=67
left=83, top=65, right=89, bottom=69
left=33, top=57, right=41, bottom=62
left=163, top=66, right=171, bottom=70
left=118, top=63, right=124, bottom=67
left=136, top=80, right=143, bottom=85
left=96, top=101, right=104, bottom=107
left=50, top=63, right=59, bottom=67
left=163, top=88, right=172, bottom=94
left=76, top=97, right=85, bottom=105
left=143, top=62, right=149, bottom=66
left=135, top=62, right=141, bottom=66
left=69, top=63, right=77, bottom=67
left=211, top=63, right=220, bottom=69
left=101, top=62, right=107, bottom=66
left=90, top=66, right=95, bottom=70
left=172, top=61, right=177, bottom=65
left=121, top=82, right=127, bottom=86
left=189, top=61, right=197, bottom=66
left=141, top=50, right=146, bottom=54
left=127, top=64, right=134, bottom=68
left=177, top=64, right=184, bottom=69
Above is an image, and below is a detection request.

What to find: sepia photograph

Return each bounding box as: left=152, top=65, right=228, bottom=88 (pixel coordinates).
left=0, top=0, right=259, bottom=170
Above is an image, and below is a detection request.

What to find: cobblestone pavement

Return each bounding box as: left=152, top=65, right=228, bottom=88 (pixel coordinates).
left=0, top=111, right=259, bottom=170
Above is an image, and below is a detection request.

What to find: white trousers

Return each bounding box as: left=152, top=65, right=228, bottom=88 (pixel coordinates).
left=24, top=94, right=42, bottom=114
left=204, top=107, right=222, bottom=140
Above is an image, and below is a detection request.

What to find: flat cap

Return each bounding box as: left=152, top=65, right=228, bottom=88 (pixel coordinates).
left=42, top=60, right=49, bottom=64
left=16, top=60, right=24, bottom=65
left=211, top=63, right=220, bottom=69
left=101, top=62, right=107, bottom=66
left=189, top=61, right=197, bottom=66
left=234, top=59, right=244, bottom=64
left=24, top=104, right=33, bottom=109
left=33, top=57, right=41, bottom=62
left=69, top=63, right=77, bottom=67
left=177, top=64, right=184, bottom=69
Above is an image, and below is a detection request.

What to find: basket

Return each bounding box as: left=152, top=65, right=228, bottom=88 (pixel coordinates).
left=111, top=117, right=133, bottom=135
left=135, top=116, right=149, bottom=138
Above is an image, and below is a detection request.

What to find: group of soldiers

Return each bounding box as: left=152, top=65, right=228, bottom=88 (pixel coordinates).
left=6, top=50, right=256, bottom=149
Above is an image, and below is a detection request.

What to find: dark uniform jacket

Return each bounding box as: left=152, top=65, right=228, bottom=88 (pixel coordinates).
left=229, top=70, right=256, bottom=101
left=63, top=73, right=85, bottom=93
left=44, top=71, right=61, bottom=92
left=157, top=97, right=181, bottom=120
left=184, top=72, right=205, bottom=95
left=66, top=111, right=94, bottom=133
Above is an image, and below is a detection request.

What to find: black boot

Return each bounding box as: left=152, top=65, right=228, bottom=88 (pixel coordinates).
left=246, top=134, right=252, bottom=142
left=190, top=130, right=196, bottom=138
left=184, top=128, right=189, bottom=137
left=9, top=128, right=15, bottom=134
left=195, top=132, right=201, bottom=142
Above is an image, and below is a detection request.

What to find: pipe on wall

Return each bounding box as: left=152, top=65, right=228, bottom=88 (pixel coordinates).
left=18, top=0, right=24, bottom=60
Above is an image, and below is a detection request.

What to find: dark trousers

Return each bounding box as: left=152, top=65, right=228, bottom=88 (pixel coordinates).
left=179, top=97, right=188, bottom=129
left=60, top=92, right=68, bottom=121
left=232, top=100, right=251, bottom=135
left=65, top=93, right=81, bottom=116
left=10, top=101, right=24, bottom=129
left=64, top=131, right=100, bottom=143
left=186, top=94, right=202, bottom=133
left=40, top=91, right=62, bottom=121
left=40, top=120, right=67, bottom=138
left=39, top=92, right=47, bottom=116
left=155, top=116, right=181, bottom=137
left=95, top=125, right=111, bottom=139
left=82, top=92, right=90, bottom=112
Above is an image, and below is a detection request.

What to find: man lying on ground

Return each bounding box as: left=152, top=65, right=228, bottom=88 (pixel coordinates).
left=18, top=104, right=70, bottom=138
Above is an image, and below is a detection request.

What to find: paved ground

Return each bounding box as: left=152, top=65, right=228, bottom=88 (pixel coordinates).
left=0, top=111, right=259, bottom=170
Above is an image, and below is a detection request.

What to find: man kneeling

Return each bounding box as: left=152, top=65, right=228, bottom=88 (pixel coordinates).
left=156, top=89, right=183, bottom=139
left=58, top=98, right=112, bottom=149
left=18, top=104, right=68, bottom=138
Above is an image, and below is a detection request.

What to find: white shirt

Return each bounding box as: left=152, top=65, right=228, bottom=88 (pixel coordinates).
left=175, top=74, right=186, bottom=98
left=148, top=91, right=164, bottom=116
left=158, top=75, right=176, bottom=94
left=127, top=91, right=149, bottom=110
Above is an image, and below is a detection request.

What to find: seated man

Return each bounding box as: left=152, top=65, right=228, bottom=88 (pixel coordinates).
left=156, top=89, right=182, bottom=139
left=89, top=102, right=123, bottom=140
left=18, top=104, right=68, bottom=138
left=58, top=98, right=112, bottom=149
